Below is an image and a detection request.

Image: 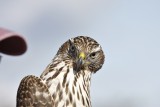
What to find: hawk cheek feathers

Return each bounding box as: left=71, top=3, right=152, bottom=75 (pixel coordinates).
left=16, top=36, right=105, bottom=107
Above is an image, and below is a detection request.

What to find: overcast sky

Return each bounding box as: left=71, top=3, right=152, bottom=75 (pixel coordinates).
left=0, top=0, right=160, bottom=107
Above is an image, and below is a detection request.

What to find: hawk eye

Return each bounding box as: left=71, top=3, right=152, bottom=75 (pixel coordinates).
left=69, top=44, right=77, bottom=58
left=69, top=39, right=76, bottom=52
left=70, top=45, right=76, bottom=52
left=90, top=52, right=96, bottom=59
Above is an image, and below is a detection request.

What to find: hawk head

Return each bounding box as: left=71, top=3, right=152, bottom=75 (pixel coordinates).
left=17, top=36, right=105, bottom=107
left=57, top=36, right=105, bottom=73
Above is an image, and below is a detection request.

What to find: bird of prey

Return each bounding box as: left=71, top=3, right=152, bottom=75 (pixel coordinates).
left=17, top=36, right=105, bottom=107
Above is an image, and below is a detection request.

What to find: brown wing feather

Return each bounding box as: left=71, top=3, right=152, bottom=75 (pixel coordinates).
left=16, top=75, right=54, bottom=107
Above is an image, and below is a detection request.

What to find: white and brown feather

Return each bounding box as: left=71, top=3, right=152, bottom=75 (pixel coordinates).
left=16, top=75, right=54, bottom=107
left=17, top=36, right=105, bottom=107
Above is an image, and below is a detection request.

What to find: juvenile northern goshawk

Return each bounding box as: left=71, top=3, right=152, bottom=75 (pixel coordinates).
left=17, top=36, right=105, bottom=107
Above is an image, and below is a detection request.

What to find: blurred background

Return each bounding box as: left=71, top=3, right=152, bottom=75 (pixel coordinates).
left=0, top=0, right=160, bottom=107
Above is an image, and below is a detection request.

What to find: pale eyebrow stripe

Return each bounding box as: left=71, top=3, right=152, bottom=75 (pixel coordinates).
left=93, top=45, right=101, bottom=52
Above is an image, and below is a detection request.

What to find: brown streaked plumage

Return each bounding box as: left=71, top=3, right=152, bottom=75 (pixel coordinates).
left=17, top=36, right=105, bottom=107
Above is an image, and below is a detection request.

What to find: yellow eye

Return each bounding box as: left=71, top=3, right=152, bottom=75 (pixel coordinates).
left=90, top=52, right=96, bottom=59
left=69, top=45, right=77, bottom=58
left=70, top=45, right=76, bottom=52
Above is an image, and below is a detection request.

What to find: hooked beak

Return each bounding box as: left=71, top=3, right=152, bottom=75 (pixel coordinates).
left=74, top=52, right=85, bottom=73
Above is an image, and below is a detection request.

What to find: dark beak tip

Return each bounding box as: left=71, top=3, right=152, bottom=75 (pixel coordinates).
left=74, top=57, right=83, bottom=73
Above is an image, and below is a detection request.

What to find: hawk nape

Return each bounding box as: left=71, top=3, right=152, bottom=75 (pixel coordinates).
left=17, top=36, right=105, bottom=107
